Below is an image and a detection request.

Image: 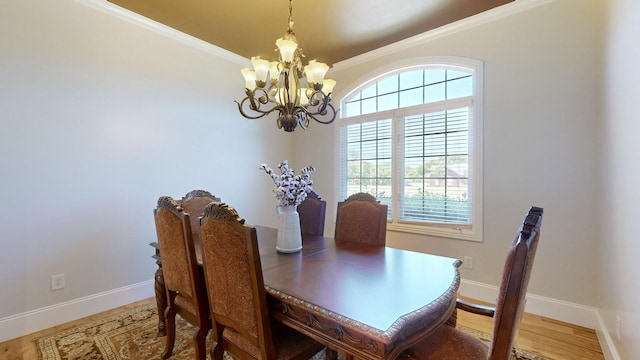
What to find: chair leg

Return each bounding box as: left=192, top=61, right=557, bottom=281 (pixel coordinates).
left=325, top=348, right=338, bottom=360
left=446, top=308, right=458, bottom=327
left=211, top=341, right=224, bottom=360
left=162, top=306, right=176, bottom=360
left=193, top=325, right=208, bottom=360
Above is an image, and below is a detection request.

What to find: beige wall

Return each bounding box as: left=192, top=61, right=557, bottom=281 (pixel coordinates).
left=0, top=0, right=292, bottom=322
left=298, top=0, right=603, bottom=307
left=5, top=0, right=639, bottom=357
left=601, top=0, right=640, bottom=357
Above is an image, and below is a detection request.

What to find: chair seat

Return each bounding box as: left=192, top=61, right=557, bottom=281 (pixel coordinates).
left=222, top=322, right=324, bottom=360
left=403, top=325, right=488, bottom=360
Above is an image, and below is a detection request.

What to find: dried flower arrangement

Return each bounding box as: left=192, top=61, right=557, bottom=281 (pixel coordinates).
left=259, top=160, right=315, bottom=207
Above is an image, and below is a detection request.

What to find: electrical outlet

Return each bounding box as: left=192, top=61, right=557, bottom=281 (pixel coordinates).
left=463, top=256, right=473, bottom=269
left=616, top=314, right=621, bottom=342
left=51, top=274, right=65, bottom=291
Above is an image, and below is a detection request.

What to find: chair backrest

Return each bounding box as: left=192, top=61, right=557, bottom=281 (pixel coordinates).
left=334, top=192, right=387, bottom=246
left=180, top=189, right=221, bottom=241
left=153, top=196, right=208, bottom=319
left=489, top=206, right=543, bottom=360
left=200, top=202, right=276, bottom=360
left=298, top=191, right=326, bottom=236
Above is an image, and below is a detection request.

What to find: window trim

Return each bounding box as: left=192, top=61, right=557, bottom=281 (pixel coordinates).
left=334, top=56, right=484, bottom=242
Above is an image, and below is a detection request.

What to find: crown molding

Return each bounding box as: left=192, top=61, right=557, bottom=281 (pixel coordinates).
left=76, top=0, right=552, bottom=71
left=332, top=0, right=553, bottom=71
left=75, top=0, right=249, bottom=66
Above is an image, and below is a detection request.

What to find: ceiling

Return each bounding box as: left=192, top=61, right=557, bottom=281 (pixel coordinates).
left=108, top=0, right=512, bottom=65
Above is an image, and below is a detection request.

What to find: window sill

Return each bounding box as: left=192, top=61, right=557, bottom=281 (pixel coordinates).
left=387, top=222, right=482, bottom=242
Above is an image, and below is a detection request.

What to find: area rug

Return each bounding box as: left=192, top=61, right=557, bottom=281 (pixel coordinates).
left=37, top=302, right=550, bottom=360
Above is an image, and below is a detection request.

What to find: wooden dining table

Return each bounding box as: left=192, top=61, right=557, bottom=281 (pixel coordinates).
left=151, top=226, right=462, bottom=360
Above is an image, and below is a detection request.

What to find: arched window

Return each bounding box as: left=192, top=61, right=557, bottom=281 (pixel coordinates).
left=338, top=57, right=483, bottom=241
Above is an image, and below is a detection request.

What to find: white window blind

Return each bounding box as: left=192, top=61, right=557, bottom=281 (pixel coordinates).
left=338, top=60, right=483, bottom=241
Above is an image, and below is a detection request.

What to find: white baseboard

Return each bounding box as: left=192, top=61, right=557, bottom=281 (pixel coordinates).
left=0, top=279, right=154, bottom=343
left=594, top=310, right=622, bottom=360
left=460, top=279, right=623, bottom=359
left=459, top=279, right=599, bottom=329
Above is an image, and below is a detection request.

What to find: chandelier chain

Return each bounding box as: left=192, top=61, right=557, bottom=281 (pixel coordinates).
left=288, top=0, right=294, bottom=32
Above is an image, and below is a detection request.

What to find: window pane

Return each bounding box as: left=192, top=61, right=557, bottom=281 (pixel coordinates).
left=400, top=69, right=423, bottom=90
left=347, top=160, right=361, bottom=179
left=378, top=138, right=392, bottom=158
left=448, top=108, right=469, bottom=132
left=425, top=156, right=446, bottom=177
left=405, top=135, right=424, bottom=158
left=361, top=85, right=376, bottom=99
left=343, top=119, right=393, bottom=219
left=347, top=141, right=361, bottom=160
left=361, top=122, right=377, bottom=141
left=446, top=69, right=470, bottom=80
left=424, top=111, right=446, bottom=134
left=361, top=97, right=376, bottom=115
left=405, top=115, right=424, bottom=136
left=447, top=131, right=468, bottom=155
left=425, top=83, right=446, bottom=103
left=399, top=88, right=423, bottom=108
left=378, top=118, right=393, bottom=137
left=344, top=100, right=361, bottom=117
left=378, top=75, right=399, bottom=95
left=425, top=69, right=446, bottom=85
left=398, top=108, right=470, bottom=223
left=447, top=155, right=468, bottom=178
left=404, top=157, right=423, bottom=181
left=424, top=133, right=445, bottom=156
left=446, top=76, right=472, bottom=99
left=378, top=93, right=398, bottom=112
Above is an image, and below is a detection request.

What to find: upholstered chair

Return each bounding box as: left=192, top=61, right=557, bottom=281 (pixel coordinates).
left=200, top=202, right=326, bottom=360
left=180, top=190, right=221, bottom=249
left=334, top=192, right=388, bottom=246
left=401, top=207, right=544, bottom=360
left=298, top=190, right=326, bottom=236
left=153, top=196, right=211, bottom=360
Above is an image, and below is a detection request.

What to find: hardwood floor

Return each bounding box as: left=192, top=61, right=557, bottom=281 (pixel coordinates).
left=456, top=296, right=605, bottom=360
left=0, top=297, right=605, bottom=360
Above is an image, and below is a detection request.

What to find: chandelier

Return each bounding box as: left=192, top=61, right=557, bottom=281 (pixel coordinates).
left=235, top=0, right=337, bottom=132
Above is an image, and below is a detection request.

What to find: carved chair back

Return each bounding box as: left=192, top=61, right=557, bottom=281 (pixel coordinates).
left=200, top=202, right=276, bottom=360
left=180, top=189, right=220, bottom=244
left=200, top=202, right=325, bottom=360
left=488, top=206, right=543, bottom=359
left=334, top=192, right=387, bottom=246
left=153, top=196, right=210, bottom=359
left=298, top=191, right=326, bottom=236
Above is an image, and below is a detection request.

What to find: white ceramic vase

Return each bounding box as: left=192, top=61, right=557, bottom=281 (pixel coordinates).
left=276, top=205, right=302, bottom=253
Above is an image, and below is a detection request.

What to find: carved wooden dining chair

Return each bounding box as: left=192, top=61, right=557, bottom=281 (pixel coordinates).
left=153, top=196, right=211, bottom=360
left=401, top=206, right=544, bottom=360
left=180, top=189, right=221, bottom=243
left=200, top=202, right=326, bottom=360
left=298, top=190, right=326, bottom=236
left=334, top=192, right=388, bottom=246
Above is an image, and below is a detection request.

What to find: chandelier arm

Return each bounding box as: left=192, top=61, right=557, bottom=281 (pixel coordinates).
left=293, top=103, right=337, bottom=125
left=308, top=103, right=337, bottom=124
left=306, top=90, right=331, bottom=112
left=236, top=97, right=284, bottom=120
